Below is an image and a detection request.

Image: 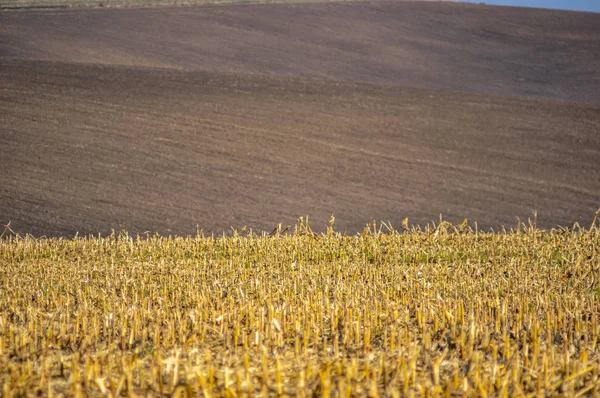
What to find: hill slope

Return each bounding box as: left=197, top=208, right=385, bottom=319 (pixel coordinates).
left=2, top=1, right=599, bottom=102
left=1, top=1, right=599, bottom=236
left=1, top=58, right=599, bottom=236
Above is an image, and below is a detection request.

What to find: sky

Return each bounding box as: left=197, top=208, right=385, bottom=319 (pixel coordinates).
left=464, top=0, right=600, bottom=13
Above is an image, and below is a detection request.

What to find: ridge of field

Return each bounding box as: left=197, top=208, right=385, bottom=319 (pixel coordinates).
left=1, top=1, right=599, bottom=103
left=1, top=223, right=599, bottom=395
left=1, top=58, right=599, bottom=237
left=1, top=0, right=341, bottom=10
left=0, top=0, right=458, bottom=10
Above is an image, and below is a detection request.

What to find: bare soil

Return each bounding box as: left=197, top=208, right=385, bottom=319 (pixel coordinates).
left=2, top=2, right=600, bottom=102
left=1, top=1, right=599, bottom=236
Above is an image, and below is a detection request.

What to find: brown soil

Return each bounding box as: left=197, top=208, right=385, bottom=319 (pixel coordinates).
left=2, top=2, right=600, bottom=102
left=1, top=1, right=599, bottom=236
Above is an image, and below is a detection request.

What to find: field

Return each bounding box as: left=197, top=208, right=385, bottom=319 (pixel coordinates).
left=1, top=1, right=600, bottom=237
left=1, top=217, right=600, bottom=396
left=1, top=0, right=600, bottom=396
left=0, top=0, right=372, bottom=10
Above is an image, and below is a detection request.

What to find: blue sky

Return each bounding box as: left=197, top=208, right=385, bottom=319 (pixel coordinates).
left=465, top=0, right=600, bottom=13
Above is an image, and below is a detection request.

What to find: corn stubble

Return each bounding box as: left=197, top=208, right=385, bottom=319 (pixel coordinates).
left=1, top=216, right=600, bottom=397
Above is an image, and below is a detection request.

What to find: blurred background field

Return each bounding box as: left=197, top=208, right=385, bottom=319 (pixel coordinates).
left=2, top=0, right=599, bottom=237
left=0, top=0, right=345, bottom=10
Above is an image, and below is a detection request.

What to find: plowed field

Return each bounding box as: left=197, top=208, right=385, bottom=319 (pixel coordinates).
left=1, top=1, right=599, bottom=236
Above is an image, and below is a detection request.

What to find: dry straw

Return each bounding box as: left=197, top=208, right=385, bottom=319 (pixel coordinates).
left=1, top=213, right=599, bottom=396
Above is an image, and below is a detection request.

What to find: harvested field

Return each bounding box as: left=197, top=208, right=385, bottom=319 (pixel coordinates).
left=2, top=2, right=600, bottom=396
left=1, top=1, right=600, bottom=236
left=1, top=223, right=600, bottom=396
